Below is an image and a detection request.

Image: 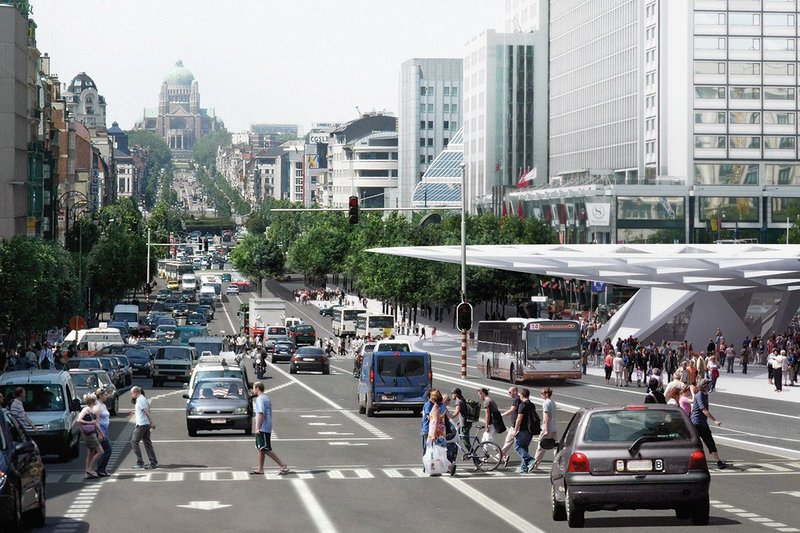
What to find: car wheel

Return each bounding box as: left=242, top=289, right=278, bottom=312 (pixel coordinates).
left=565, top=489, right=584, bottom=528
left=690, top=499, right=710, bottom=526
left=322, top=366, right=330, bottom=375
left=187, top=424, right=197, bottom=437
left=366, top=395, right=375, bottom=417
left=358, top=394, right=366, bottom=414
left=289, top=365, right=297, bottom=374
left=2, top=482, right=22, bottom=529
left=25, top=476, right=46, bottom=528
left=675, top=504, right=691, bottom=520
left=551, top=484, right=566, bottom=521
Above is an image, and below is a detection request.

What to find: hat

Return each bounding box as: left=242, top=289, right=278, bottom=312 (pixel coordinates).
left=697, top=378, right=711, bottom=389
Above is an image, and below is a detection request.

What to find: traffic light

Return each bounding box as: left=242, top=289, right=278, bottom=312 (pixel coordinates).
left=348, top=195, right=359, bottom=225
left=456, top=302, right=473, bottom=331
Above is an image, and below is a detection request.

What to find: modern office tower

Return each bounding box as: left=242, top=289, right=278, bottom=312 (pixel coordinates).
left=398, top=58, right=463, bottom=209
left=505, top=0, right=542, bottom=32
left=411, top=127, right=464, bottom=209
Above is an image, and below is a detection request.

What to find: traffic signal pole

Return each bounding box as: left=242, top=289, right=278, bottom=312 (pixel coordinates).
left=460, top=162, right=468, bottom=378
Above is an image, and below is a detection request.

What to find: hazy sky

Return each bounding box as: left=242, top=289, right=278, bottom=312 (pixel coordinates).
left=31, top=0, right=504, bottom=133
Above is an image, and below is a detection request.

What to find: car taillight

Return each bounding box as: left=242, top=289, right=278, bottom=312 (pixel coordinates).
left=369, top=368, right=374, bottom=384
left=428, top=370, right=432, bottom=383
left=567, top=452, right=590, bottom=473
left=688, top=450, right=708, bottom=470
left=310, top=332, right=316, bottom=337
left=624, top=405, right=646, bottom=410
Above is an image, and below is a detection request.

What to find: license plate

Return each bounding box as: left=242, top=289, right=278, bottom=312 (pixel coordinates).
left=303, top=358, right=316, bottom=362
left=381, top=395, right=395, bottom=401
left=626, top=459, right=653, bottom=472
left=211, top=418, right=227, bottom=424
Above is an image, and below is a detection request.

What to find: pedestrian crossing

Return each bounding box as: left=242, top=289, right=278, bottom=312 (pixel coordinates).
left=44, top=460, right=800, bottom=484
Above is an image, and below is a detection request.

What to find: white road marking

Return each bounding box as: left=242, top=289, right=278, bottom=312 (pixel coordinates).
left=292, top=478, right=338, bottom=533
left=300, top=415, right=332, bottom=418
left=308, top=422, right=342, bottom=426
left=222, top=297, right=237, bottom=334
left=442, top=477, right=547, bottom=533
left=265, top=381, right=296, bottom=394
left=317, top=432, right=355, bottom=436
left=177, top=500, right=231, bottom=510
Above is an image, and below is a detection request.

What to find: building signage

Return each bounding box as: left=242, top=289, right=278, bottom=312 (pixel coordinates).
left=585, top=203, right=611, bottom=227
left=308, top=133, right=330, bottom=144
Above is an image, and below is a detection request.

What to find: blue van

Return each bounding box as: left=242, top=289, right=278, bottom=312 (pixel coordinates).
left=357, top=351, right=431, bottom=417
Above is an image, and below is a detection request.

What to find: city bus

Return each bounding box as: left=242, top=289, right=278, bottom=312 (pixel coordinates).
left=476, top=319, right=582, bottom=382
left=158, top=260, right=194, bottom=281
left=355, top=313, right=395, bottom=339
left=331, top=307, right=366, bottom=337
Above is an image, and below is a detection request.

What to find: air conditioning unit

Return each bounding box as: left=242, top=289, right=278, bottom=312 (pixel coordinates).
left=550, top=176, right=562, bottom=187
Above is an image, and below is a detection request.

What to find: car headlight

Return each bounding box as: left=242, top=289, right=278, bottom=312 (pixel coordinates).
left=234, top=407, right=247, bottom=415
left=188, top=408, right=203, bottom=415
left=46, top=419, right=65, bottom=431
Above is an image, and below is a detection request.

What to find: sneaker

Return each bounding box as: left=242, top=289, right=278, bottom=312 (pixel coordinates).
left=717, top=461, right=729, bottom=470
left=131, top=464, right=146, bottom=470
left=528, top=463, right=541, bottom=473
left=148, top=463, right=159, bottom=470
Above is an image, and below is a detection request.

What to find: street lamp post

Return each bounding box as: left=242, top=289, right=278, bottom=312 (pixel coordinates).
left=460, top=162, right=468, bottom=378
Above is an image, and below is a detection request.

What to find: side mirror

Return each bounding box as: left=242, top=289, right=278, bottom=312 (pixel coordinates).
left=182, top=393, right=190, bottom=399
left=15, top=440, right=36, bottom=454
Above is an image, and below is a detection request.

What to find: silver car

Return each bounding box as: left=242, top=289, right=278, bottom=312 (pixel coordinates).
left=550, top=404, right=711, bottom=528
left=183, top=377, right=252, bottom=437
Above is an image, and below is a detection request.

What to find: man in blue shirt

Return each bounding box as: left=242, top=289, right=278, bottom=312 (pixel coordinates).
left=250, top=381, right=289, bottom=475
left=691, top=378, right=729, bottom=470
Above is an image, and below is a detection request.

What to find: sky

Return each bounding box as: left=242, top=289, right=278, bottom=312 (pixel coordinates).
left=30, top=0, right=505, bottom=134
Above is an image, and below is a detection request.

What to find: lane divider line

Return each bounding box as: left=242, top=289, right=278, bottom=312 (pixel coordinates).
left=292, top=478, right=338, bottom=533
left=442, top=477, right=547, bottom=533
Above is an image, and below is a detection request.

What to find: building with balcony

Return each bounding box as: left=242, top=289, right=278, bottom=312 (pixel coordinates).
left=65, top=72, right=106, bottom=129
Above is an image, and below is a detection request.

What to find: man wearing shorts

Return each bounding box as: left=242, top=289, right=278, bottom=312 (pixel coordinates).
left=250, top=381, right=289, bottom=475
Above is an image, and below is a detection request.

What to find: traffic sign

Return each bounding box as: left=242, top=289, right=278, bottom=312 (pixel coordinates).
left=68, top=315, right=86, bottom=331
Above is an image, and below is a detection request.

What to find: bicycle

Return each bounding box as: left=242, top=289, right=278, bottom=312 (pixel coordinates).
left=451, top=423, right=502, bottom=472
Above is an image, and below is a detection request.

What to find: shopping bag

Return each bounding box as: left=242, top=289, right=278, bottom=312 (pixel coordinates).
left=423, top=444, right=450, bottom=476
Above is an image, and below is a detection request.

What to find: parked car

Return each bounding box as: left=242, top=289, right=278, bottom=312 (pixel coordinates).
left=183, top=377, right=252, bottom=437
left=289, top=346, right=330, bottom=374
left=110, top=355, right=133, bottom=386
left=125, top=346, right=154, bottom=378
left=0, top=408, right=46, bottom=528
left=0, top=370, right=81, bottom=462
left=68, top=369, right=119, bottom=415
left=549, top=404, right=711, bottom=528
left=292, top=324, right=316, bottom=346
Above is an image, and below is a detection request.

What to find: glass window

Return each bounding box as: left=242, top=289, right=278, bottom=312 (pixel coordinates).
left=695, top=36, right=725, bottom=50
left=420, top=87, right=427, bottom=96
left=428, top=87, right=434, bottom=96
left=729, top=13, right=760, bottom=26
left=763, top=62, right=795, bottom=76
left=616, top=197, right=685, bottom=220
left=695, top=12, right=725, bottom=25
left=764, top=13, right=794, bottom=26
left=419, top=121, right=426, bottom=130
left=443, top=87, right=450, bottom=96
left=427, top=121, right=433, bottom=129
left=764, top=136, right=796, bottom=149
left=695, top=164, right=759, bottom=185
left=766, top=164, right=800, bottom=185
left=419, top=138, right=425, bottom=147
left=694, top=136, right=726, bottom=148
left=443, top=103, right=450, bottom=113
left=764, top=112, right=795, bottom=124
left=698, top=197, right=759, bottom=222
left=764, top=87, right=795, bottom=100
left=695, top=111, right=726, bottom=124
left=729, top=62, right=760, bottom=75
left=427, top=104, right=434, bottom=112
left=764, top=38, right=795, bottom=51
left=772, top=198, right=800, bottom=222
left=616, top=228, right=685, bottom=245
left=729, top=136, right=761, bottom=149
left=729, top=111, right=761, bottom=124
left=452, top=104, right=458, bottom=114
left=730, top=87, right=761, bottom=99
left=427, top=138, right=433, bottom=146
left=443, top=121, right=449, bottom=129
left=420, top=155, right=426, bottom=164
left=450, top=121, right=458, bottom=130
left=695, top=86, right=725, bottom=99
left=452, top=87, right=458, bottom=96
left=728, top=37, right=760, bottom=50
left=694, top=61, right=726, bottom=75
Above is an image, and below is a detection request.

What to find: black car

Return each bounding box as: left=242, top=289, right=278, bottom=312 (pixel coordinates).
left=319, top=305, right=342, bottom=318
left=162, top=298, right=180, bottom=312
left=199, top=296, right=216, bottom=309
left=550, top=405, right=710, bottom=528
left=0, top=408, right=46, bottom=528
left=172, top=303, right=189, bottom=318
left=180, top=288, right=196, bottom=303
left=289, top=346, right=330, bottom=374
left=186, top=312, right=207, bottom=326
left=125, top=346, right=154, bottom=377
left=196, top=304, right=215, bottom=321
left=292, top=324, right=317, bottom=346
left=271, top=341, right=295, bottom=363
left=156, top=288, right=173, bottom=301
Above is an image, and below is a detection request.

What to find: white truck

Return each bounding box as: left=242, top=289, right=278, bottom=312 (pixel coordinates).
left=249, top=298, right=286, bottom=338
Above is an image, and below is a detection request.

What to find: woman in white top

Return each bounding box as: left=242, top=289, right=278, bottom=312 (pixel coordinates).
left=93, top=389, right=112, bottom=477
left=612, top=352, right=624, bottom=387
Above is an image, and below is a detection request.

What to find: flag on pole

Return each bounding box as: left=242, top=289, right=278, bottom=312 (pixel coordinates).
left=517, top=167, right=537, bottom=188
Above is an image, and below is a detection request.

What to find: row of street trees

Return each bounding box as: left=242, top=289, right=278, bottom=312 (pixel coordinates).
left=231, top=204, right=557, bottom=319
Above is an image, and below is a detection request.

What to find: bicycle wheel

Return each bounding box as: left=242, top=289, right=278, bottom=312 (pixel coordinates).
left=473, top=441, right=502, bottom=472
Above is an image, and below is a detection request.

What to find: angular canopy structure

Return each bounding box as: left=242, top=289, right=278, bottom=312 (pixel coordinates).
left=369, top=243, right=800, bottom=349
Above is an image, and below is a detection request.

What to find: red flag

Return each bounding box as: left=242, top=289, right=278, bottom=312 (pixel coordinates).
left=517, top=167, right=537, bottom=188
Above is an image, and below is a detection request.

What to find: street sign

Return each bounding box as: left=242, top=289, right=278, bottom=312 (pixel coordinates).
left=530, top=296, right=548, bottom=303
left=177, top=501, right=231, bottom=511
left=591, top=281, right=606, bottom=293
left=68, top=315, right=86, bottom=331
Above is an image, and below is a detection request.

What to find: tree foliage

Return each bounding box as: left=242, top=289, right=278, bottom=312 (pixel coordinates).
left=192, top=130, right=232, bottom=169
left=230, top=234, right=285, bottom=296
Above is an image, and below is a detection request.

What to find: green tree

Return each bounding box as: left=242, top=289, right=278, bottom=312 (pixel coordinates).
left=127, top=130, right=171, bottom=170
left=287, top=212, right=349, bottom=283
left=147, top=200, right=185, bottom=259
left=230, top=234, right=285, bottom=296
left=192, top=130, right=232, bottom=169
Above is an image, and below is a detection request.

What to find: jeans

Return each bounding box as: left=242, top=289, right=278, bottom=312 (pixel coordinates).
left=131, top=425, right=158, bottom=466
left=726, top=356, right=735, bottom=373
left=513, top=431, right=533, bottom=470
left=97, top=435, right=112, bottom=474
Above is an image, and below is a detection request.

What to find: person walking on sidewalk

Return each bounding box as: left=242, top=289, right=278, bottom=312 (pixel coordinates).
left=773, top=350, right=787, bottom=392
left=691, top=378, right=729, bottom=470
left=499, top=386, right=521, bottom=467
left=530, top=387, right=557, bottom=472
left=419, top=326, right=426, bottom=340
left=130, top=387, right=158, bottom=470
left=250, top=381, right=289, bottom=475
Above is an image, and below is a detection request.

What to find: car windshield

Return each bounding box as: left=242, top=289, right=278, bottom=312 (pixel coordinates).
left=2, top=384, right=66, bottom=412
left=125, top=348, right=151, bottom=360
left=157, top=348, right=192, bottom=360
left=583, top=410, right=692, bottom=443
left=267, top=327, right=286, bottom=335
left=67, top=359, right=100, bottom=369
left=192, top=381, right=245, bottom=400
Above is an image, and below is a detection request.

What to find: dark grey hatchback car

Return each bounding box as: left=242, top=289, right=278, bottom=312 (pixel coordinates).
left=550, top=404, right=711, bottom=528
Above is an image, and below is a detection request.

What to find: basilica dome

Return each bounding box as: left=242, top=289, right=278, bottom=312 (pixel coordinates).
left=164, top=60, right=195, bottom=86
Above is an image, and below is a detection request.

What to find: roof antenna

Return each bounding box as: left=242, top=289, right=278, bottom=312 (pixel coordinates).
left=355, top=106, right=361, bottom=117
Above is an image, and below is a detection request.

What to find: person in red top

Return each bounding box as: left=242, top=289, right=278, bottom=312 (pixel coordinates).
left=604, top=351, right=613, bottom=385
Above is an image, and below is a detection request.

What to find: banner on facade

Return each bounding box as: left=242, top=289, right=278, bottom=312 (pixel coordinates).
left=585, top=203, right=611, bottom=227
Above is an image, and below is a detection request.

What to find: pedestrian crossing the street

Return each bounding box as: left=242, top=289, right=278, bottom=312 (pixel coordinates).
left=45, top=460, right=800, bottom=484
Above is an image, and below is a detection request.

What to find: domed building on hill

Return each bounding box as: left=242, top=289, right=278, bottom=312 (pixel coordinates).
left=136, top=60, right=219, bottom=154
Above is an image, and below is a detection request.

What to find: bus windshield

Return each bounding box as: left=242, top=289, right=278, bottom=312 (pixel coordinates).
left=343, top=309, right=364, bottom=321
left=369, top=316, right=394, bottom=328
left=526, top=324, right=580, bottom=360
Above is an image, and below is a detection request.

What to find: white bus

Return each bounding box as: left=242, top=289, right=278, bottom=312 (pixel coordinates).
left=355, top=313, right=395, bottom=339
left=477, top=319, right=582, bottom=382
left=331, top=307, right=366, bottom=337
left=200, top=274, right=222, bottom=298
left=181, top=273, right=197, bottom=291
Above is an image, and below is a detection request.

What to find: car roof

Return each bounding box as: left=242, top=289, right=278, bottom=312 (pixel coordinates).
left=0, top=370, right=71, bottom=384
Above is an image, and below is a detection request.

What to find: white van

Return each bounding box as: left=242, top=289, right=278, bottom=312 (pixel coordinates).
left=112, top=304, right=140, bottom=331
left=199, top=285, right=217, bottom=300
left=284, top=317, right=303, bottom=329
left=181, top=273, right=197, bottom=291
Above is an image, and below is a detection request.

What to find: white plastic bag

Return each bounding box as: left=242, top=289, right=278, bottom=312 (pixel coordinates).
left=423, top=443, right=450, bottom=476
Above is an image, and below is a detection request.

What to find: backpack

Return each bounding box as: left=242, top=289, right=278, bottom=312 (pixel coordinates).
left=464, top=400, right=481, bottom=422
left=527, top=403, right=541, bottom=434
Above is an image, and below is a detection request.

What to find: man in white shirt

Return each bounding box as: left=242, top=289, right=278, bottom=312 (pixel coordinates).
left=773, top=350, right=787, bottom=393
left=130, top=387, right=158, bottom=469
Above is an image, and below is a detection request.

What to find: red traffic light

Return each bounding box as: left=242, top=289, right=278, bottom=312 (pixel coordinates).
left=348, top=195, right=359, bottom=224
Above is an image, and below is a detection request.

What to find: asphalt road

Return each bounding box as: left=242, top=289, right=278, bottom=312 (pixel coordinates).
left=34, top=280, right=800, bottom=533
